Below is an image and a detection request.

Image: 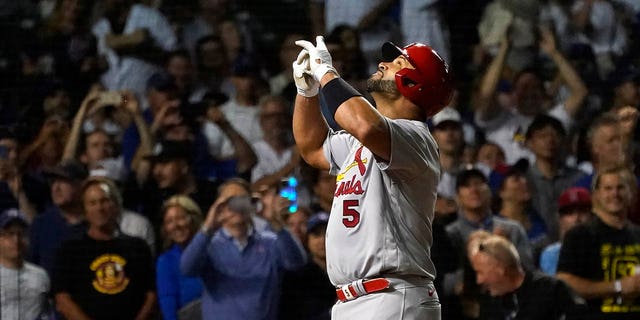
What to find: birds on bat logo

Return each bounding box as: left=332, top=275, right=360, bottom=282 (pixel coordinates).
left=335, top=146, right=367, bottom=197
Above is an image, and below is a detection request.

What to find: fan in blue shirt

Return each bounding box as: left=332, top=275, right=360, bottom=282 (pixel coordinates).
left=181, top=194, right=306, bottom=320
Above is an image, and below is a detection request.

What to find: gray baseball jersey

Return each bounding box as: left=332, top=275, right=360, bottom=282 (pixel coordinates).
left=322, top=118, right=440, bottom=286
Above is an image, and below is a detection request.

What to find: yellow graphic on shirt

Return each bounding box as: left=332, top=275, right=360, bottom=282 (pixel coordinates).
left=512, top=126, right=525, bottom=143
left=337, top=145, right=368, bottom=182
left=600, top=243, right=640, bottom=313
left=90, top=254, right=130, bottom=295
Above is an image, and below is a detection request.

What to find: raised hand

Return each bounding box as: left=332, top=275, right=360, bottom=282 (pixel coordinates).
left=39, top=118, right=69, bottom=140
left=292, top=50, right=319, bottom=97
left=81, top=90, right=101, bottom=110
left=202, top=198, right=231, bottom=234
left=206, top=106, right=228, bottom=125
left=121, top=91, right=141, bottom=115
left=295, top=36, right=337, bottom=82
left=150, top=100, right=181, bottom=133
left=617, top=105, right=639, bottom=138
left=262, top=193, right=288, bottom=232
left=6, top=170, right=22, bottom=198
left=539, top=27, right=558, bottom=55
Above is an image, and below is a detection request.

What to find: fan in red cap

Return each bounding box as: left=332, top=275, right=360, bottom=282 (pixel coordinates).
left=539, top=187, right=593, bottom=275
left=557, top=187, right=592, bottom=211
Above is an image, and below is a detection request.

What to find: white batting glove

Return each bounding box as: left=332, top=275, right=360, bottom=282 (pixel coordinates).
left=292, top=50, right=319, bottom=97
left=295, top=36, right=337, bottom=82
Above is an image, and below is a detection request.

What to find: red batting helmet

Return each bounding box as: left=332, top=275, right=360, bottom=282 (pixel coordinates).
left=381, top=42, right=453, bottom=117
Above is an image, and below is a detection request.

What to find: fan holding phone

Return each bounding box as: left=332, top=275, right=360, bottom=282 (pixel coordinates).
left=279, top=176, right=298, bottom=214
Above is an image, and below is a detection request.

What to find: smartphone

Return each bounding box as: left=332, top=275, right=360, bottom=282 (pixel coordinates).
left=97, top=91, right=124, bottom=107
left=279, top=176, right=298, bottom=214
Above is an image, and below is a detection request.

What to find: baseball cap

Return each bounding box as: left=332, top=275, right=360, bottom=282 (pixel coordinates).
left=608, top=65, right=640, bottom=88
left=558, top=187, right=591, bottom=213
left=456, top=168, right=488, bottom=191
left=231, top=52, right=260, bottom=77
left=43, top=160, right=89, bottom=182
left=202, top=90, right=229, bottom=108
left=567, top=43, right=595, bottom=61
left=489, top=158, right=529, bottom=193
left=497, top=79, right=512, bottom=93
left=431, top=107, right=461, bottom=129
left=147, top=72, right=178, bottom=93
left=307, top=212, right=329, bottom=233
left=525, top=114, right=566, bottom=139
left=145, top=140, right=192, bottom=163
left=0, top=209, right=28, bottom=229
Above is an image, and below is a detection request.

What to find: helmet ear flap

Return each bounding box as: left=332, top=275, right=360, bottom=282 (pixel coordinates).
left=398, top=69, right=421, bottom=88
left=395, top=66, right=452, bottom=117
left=395, top=68, right=424, bottom=100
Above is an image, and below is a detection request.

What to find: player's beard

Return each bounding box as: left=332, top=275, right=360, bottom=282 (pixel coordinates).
left=366, top=79, right=400, bottom=96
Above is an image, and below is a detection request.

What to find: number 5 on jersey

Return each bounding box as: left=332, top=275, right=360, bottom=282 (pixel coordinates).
left=342, top=199, right=360, bottom=228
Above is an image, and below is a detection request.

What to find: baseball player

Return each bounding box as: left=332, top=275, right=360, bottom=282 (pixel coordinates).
left=292, top=36, right=453, bottom=319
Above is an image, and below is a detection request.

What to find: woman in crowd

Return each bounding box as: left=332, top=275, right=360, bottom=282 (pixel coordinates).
left=156, top=195, right=204, bottom=320
left=495, top=163, right=548, bottom=255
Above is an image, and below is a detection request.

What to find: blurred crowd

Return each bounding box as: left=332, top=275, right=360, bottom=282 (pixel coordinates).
left=1, top=0, right=640, bottom=319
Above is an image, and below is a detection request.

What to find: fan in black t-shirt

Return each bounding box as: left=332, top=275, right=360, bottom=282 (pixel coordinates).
left=558, top=167, right=640, bottom=320
left=52, top=178, right=155, bottom=320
